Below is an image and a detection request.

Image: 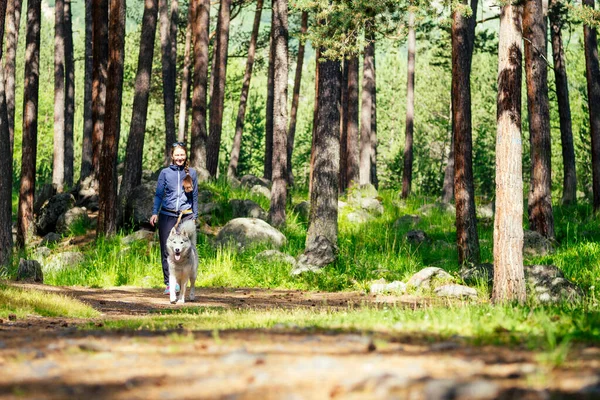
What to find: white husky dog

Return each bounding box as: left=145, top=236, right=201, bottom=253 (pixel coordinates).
left=166, top=219, right=198, bottom=304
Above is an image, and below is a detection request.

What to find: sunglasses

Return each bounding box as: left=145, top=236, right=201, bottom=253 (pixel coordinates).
left=172, top=142, right=186, bottom=147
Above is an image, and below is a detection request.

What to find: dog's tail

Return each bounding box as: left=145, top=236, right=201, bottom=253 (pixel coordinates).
left=178, top=219, right=197, bottom=250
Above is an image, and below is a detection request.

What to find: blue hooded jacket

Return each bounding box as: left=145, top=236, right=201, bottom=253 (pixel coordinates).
left=152, top=164, right=198, bottom=219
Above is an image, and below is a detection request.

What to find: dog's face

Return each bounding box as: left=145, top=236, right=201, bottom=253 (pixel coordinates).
left=167, top=228, right=191, bottom=261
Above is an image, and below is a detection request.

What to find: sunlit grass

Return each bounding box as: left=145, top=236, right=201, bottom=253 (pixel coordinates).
left=0, top=283, right=99, bottom=319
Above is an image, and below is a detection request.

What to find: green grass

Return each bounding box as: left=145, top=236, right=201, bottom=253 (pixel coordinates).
left=0, top=283, right=99, bottom=319
left=2, top=183, right=600, bottom=356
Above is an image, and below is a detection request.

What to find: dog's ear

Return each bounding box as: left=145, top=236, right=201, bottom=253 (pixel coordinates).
left=170, top=227, right=177, bottom=236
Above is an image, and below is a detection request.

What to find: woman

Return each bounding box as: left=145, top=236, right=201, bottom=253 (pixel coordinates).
left=150, top=142, right=199, bottom=294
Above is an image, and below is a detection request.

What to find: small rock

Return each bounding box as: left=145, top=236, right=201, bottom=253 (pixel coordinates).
left=41, top=232, right=62, bottom=246
left=405, top=230, right=431, bottom=245
left=16, top=258, right=44, bottom=283
left=523, top=230, right=555, bottom=257
left=434, top=284, right=477, bottom=298
left=407, top=267, right=453, bottom=289
left=370, top=280, right=407, bottom=295
left=293, top=201, right=310, bottom=219
left=250, top=185, right=271, bottom=199
left=393, top=214, right=420, bottom=228
left=120, top=229, right=155, bottom=245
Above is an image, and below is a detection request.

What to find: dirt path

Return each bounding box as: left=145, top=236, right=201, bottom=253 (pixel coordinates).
left=0, top=284, right=599, bottom=399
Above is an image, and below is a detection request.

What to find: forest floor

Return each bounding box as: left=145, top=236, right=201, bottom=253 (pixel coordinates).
left=1, top=283, right=599, bottom=399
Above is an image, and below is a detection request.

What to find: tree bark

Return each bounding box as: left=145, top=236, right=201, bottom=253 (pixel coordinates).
left=345, top=56, right=360, bottom=189
left=159, top=0, right=177, bottom=164
left=80, top=0, right=94, bottom=181
left=4, top=0, right=23, bottom=156
left=0, top=0, right=15, bottom=266
left=370, top=46, right=378, bottom=189
left=264, top=19, right=275, bottom=181
left=269, top=0, right=288, bottom=227
left=306, top=57, right=341, bottom=247
left=206, top=0, right=232, bottom=177
left=453, top=0, right=480, bottom=266
left=287, top=10, right=307, bottom=186
left=53, top=0, right=66, bottom=192
left=91, top=0, right=109, bottom=181
left=190, top=0, right=210, bottom=170
left=401, top=10, right=415, bottom=198
left=17, top=0, right=41, bottom=249
left=441, top=101, right=454, bottom=204
left=178, top=5, right=193, bottom=142
left=524, top=0, right=554, bottom=239
left=308, top=49, right=320, bottom=195
left=227, top=0, right=263, bottom=180
left=97, top=0, right=125, bottom=237
left=360, top=31, right=374, bottom=186
left=549, top=0, right=576, bottom=205
left=493, top=4, right=526, bottom=304
left=119, top=0, right=158, bottom=224
left=339, top=59, right=348, bottom=192
left=583, top=0, right=600, bottom=212
left=64, top=0, right=74, bottom=188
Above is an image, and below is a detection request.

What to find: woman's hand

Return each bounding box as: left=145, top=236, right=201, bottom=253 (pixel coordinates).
left=150, top=214, right=158, bottom=226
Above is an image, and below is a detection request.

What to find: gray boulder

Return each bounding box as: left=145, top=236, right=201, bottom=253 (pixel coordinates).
left=56, top=207, right=90, bottom=234
left=250, top=185, right=271, bottom=199
left=240, top=174, right=271, bottom=189
left=405, top=230, right=431, bottom=246
left=198, top=202, right=224, bottom=220
left=407, top=267, right=453, bottom=289
left=121, top=229, right=155, bottom=245
left=347, top=183, right=378, bottom=204
left=124, top=182, right=156, bottom=228
left=44, top=251, right=85, bottom=272
left=16, top=258, right=43, bottom=283
left=33, top=184, right=56, bottom=215
left=74, top=175, right=99, bottom=210
left=434, top=284, right=477, bottom=298
left=524, top=230, right=555, bottom=257
left=255, top=250, right=297, bottom=266
left=293, top=235, right=338, bottom=275
left=525, top=264, right=582, bottom=303
left=370, top=279, right=407, bottom=295
left=393, top=214, right=420, bottom=228
left=360, top=198, right=384, bottom=216
left=346, top=209, right=373, bottom=224
left=32, top=246, right=51, bottom=260
left=293, top=201, right=310, bottom=219
left=41, top=232, right=62, bottom=246
left=230, top=199, right=267, bottom=220
left=35, top=193, right=76, bottom=235
left=215, top=218, right=286, bottom=251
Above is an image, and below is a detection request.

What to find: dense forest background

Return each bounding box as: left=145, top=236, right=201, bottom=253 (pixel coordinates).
left=5, top=0, right=593, bottom=200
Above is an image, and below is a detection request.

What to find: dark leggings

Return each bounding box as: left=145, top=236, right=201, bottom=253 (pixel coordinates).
left=158, top=213, right=194, bottom=285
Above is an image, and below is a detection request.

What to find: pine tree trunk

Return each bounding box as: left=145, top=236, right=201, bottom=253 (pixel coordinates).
left=453, top=0, right=480, bottom=266
left=227, top=0, right=263, bottom=180
left=401, top=11, right=415, bottom=198
left=524, top=0, right=554, bottom=239
left=206, top=0, right=231, bottom=177
left=339, top=59, right=348, bottom=192
left=64, top=0, right=74, bottom=188
left=159, top=0, right=176, bottom=164
left=306, top=57, right=341, bottom=247
left=269, top=0, right=288, bottom=227
left=53, top=0, right=66, bottom=192
left=91, top=0, right=108, bottom=181
left=178, top=6, right=193, bottom=142
left=360, top=31, right=374, bottom=186
left=287, top=10, right=307, bottom=186
left=493, top=4, right=526, bottom=304
left=264, top=20, right=275, bottom=181
left=308, top=50, right=320, bottom=195
left=549, top=0, right=576, bottom=205
left=345, top=56, right=360, bottom=189
left=119, top=0, right=158, bottom=223
left=97, top=0, right=126, bottom=237
left=17, top=0, right=41, bottom=249
left=370, top=47, right=378, bottom=189
left=441, top=101, right=454, bottom=204
left=4, top=0, right=23, bottom=156
left=0, top=0, right=15, bottom=266
left=190, top=0, right=210, bottom=170
left=80, top=0, right=94, bottom=181
left=583, top=0, right=600, bottom=212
